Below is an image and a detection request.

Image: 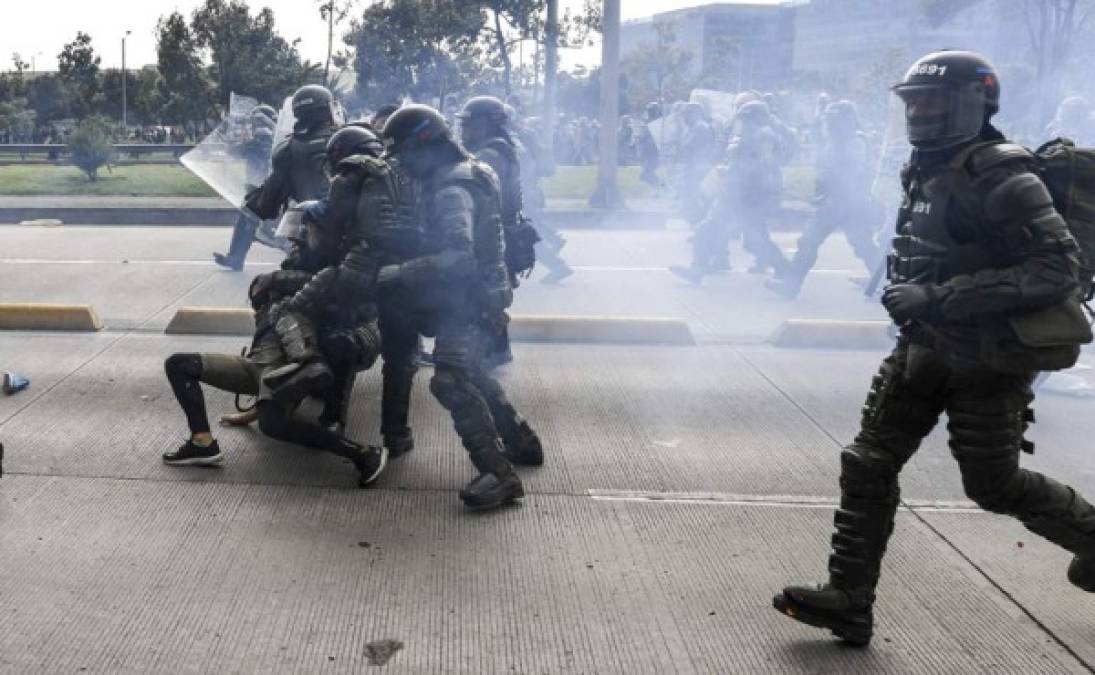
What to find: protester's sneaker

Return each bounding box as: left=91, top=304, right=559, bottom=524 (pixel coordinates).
left=352, top=444, right=388, bottom=487
left=213, top=253, right=244, bottom=271
left=163, top=439, right=224, bottom=467
left=3, top=372, right=29, bottom=395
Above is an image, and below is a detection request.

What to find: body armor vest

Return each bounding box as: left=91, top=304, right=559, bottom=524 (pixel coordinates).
left=285, top=127, right=334, bottom=202
left=888, top=143, right=1016, bottom=286
left=426, top=159, right=511, bottom=308
left=477, top=137, right=524, bottom=228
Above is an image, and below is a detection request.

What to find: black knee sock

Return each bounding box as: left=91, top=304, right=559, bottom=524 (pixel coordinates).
left=165, top=353, right=211, bottom=435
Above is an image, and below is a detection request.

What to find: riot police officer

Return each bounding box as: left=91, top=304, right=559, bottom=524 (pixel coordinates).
left=670, top=101, right=790, bottom=283
left=379, top=104, right=543, bottom=510
left=766, top=100, right=882, bottom=298
left=245, top=84, right=340, bottom=224
left=456, top=96, right=540, bottom=368
left=214, top=103, right=278, bottom=271
left=773, top=51, right=1095, bottom=647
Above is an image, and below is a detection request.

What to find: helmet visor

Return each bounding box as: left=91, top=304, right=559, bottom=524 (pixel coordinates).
left=893, top=83, right=984, bottom=149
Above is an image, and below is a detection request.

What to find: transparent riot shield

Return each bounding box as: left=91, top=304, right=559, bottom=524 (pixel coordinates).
left=180, top=92, right=271, bottom=209
left=863, top=94, right=913, bottom=296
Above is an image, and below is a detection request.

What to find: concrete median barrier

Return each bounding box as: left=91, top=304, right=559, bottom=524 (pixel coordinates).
left=770, top=319, right=893, bottom=350
left=164, top=306, right=695, bottom=345
left=0, top=303, right=103, bottom=331
left=165, top=307, right=255, bottom=336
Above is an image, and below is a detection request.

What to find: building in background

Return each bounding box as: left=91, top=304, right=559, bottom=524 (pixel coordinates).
left=620, top=3, right=797, bottom=92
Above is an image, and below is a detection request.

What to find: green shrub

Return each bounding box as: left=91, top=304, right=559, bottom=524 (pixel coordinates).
left=67, top=117, right=116, bottom=182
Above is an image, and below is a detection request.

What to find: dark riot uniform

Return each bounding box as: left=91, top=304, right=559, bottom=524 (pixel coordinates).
left=381, top=104, right=542, bottom=509
left=465, top=134, right=522, bottom=365
left=246, top=124, right=335, bottom=221
left=775, top=50, right=1095, bottom=647
left=769, top=101, right=882, bottom=298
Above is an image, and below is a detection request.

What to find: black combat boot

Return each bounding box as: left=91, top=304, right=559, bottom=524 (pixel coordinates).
left=383, top=432, right=415, bottom=459
left=1068, top=556, right=1095, bottom=591
left=773, top=584, right=873, bottom=647
left=460, top=440, right=525, bottom=510
left=773, top=495, right=894, bottom=647
left=669, top=265, right=706, bottom=285
left=765, top=275, right=804, bottom=299
left=501, top=421, right=544, bottom=466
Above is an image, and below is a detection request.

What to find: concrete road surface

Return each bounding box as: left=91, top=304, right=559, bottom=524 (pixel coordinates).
left=1, top=222, right=1094, bottom=673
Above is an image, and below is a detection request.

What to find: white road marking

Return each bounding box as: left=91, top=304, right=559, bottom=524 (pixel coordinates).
left=0, top=258, right=278, bottom=266
left=588, top=489, right=981, bottom=513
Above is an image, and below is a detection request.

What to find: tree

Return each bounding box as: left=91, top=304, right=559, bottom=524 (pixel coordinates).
left=68, top=117, right=115, bottom=181
left=347, top=0, right=486, bottom=107
left=621, top=18, right=694, bottom=114
left=1010, top=0, right=1095, bottom=122
left=57, top=32, right=102, bottom=119
left=0, top=97, right=35, bottom=142
left=191, top=0, right=322, bottom=106
left=28, top=75, right=71, bottom=125
left=156, top=12, right=215, bottom=129
left=317, top=0, right=354, bottom=87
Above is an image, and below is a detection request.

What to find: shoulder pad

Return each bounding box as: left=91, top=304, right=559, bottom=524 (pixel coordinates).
left=966, top=142, right=1033, bottom=176
left=337, top=154, right=389, bottom=177
left=271, top=138, right=292, bottom=165
left=483, top=137, right=517, bottom=161
left=984, top=171, right=1056, bottom=224
left=433, top=159, right=477, bottom=185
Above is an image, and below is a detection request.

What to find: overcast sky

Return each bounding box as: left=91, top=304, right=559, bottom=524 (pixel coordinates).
left=0, top=0, right=783, bottom=74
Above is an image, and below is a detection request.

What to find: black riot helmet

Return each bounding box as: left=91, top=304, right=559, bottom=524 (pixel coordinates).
left=292, top=84, right=337, bottom=127
left=824, top=99, right=859, bottom=140
left=892, top=50, right=1000, bottom=150
left=325, top=125, right=383, bottom=174
left=457, top=96, right=509, bottom=148
left=456, top=96, right=509, bottom=124
left=380, top=104, right=461, bottom=176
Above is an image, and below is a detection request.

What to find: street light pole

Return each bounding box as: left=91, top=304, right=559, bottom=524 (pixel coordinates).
left=121, top=30, right=131, bottom=133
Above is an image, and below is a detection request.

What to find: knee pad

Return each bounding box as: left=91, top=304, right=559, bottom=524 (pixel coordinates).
left=256, top=402, right=292, bottom=441
left=840, top=445, right=900, bottom=501
left=165, top=353, right=203, bottom=380
left=958, top=456, right=1026, bottom=513
left=429, top=369, right=464, bottom=409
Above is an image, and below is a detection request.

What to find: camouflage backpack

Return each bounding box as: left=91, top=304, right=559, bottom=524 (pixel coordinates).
left=1035, top=138, right=1095, bottom=299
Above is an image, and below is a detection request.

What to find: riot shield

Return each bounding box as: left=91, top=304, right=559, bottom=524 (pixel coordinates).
left=180, top=92, right=273, bottom=209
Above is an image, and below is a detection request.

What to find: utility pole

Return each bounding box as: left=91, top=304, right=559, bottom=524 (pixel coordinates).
left=543, top=0, right=558, bottom=164
left=122, top=30, right=131, bottom=133
left=590, top=0, right=624, bottom=209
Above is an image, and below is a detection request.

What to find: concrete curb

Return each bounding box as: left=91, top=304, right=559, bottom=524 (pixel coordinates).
left=770, top=319, right=893, bottom=350
left=0, top=303, right=103, bottom=331
left=163, top=307, right=695, bottom=345
left=165, top=307, right=255, bottom=336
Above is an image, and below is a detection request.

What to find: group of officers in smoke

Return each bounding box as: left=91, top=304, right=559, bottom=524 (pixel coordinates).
left=669, top=94, right=883, bottom=299
left=163, top=85, right=546, bottom=511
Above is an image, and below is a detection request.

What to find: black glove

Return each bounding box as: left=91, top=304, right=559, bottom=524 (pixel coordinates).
left=248, top=273, right=276, bottom=309
left=882, top=283, right=943, bottom=324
